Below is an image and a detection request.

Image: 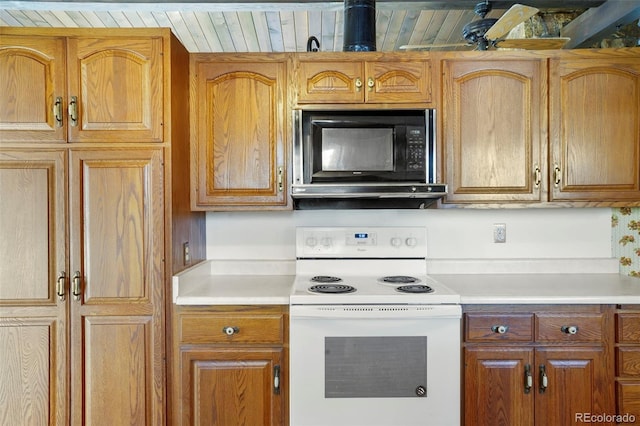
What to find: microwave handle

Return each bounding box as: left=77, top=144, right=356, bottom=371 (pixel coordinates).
left=292, top=110, right=304, bottom=185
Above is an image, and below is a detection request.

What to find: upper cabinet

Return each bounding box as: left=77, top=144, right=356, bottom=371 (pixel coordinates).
left=190, top=54, right=290, bottom=210
left=549, top=52, right=640, bottom=203
left=293, top=52, right=432, bottom=106
left=0, top=33, right=164, bottom=143
left=441, top=55, right=547, bottom=204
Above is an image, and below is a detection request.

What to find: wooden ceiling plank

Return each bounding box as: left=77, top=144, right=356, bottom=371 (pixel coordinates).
left=320, top=10, right=337, bottom=52
left=561, top=0, right=640, bottom=48
left=194, top=12, right=224, bottom=51
left=208, top=11, right=236, bottom=52
left=251, top=11, right=272, bottom=52
left=264, top=11, right=285, bottom=51
left=279, top=10, right=297, bottom=51
left=181, top=11, right=214, bottom=52
left=293, top=10, right=308, bottom=51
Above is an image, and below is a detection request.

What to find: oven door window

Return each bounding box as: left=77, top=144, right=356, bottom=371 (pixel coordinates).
left=325, top=336, right=427, bottom=398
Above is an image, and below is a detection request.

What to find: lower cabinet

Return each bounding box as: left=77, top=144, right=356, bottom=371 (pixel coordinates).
left=463, top=305, right=615, bottom=426
left=616, top=305, right=640, bottom=420
left=174, top=305, right=288, bottom=426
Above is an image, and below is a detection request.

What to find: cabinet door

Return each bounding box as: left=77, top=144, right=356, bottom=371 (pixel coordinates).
left=535, top=347, right=613, bottom=426
left=0, top=150, right=68, bottom=425
left=68, top=149, right=165, bottom=425
left=193, top=59, right=288, bottom=209
left=0, top=36, right=67, bottom=143
left=295, top=59, right=364, bottom=103
left=550, top=57, right=640, bottom=202
left=180, top=348, right=284, bottom=426
left=464, top=347, right=534, bottom=426
left=442, top=59, right=546, bottom=204
left=66, top=37, right=164, bottom=143
left=365, top=59, right=431, bottom=104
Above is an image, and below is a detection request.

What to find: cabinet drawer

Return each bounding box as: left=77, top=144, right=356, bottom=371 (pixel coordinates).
left=618, top=347, right=640, bottom=377
left=180, top=314, right=285, bottom=344
left=464, top=313, right=533, bottom=342
left=536, top=313, right=604, bottom=342
left=618, top=313, right=640, bottom=343
left=617, top=382, right=640, bottom=416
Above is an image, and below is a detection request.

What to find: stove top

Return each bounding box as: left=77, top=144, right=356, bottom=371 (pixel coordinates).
left=292, top=227, right=460, bottom=305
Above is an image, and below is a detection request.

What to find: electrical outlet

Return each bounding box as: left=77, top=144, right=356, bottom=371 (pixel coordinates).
left=493, top=223, right=506, bottom=243
left=183, top=242, right=190, bottom=265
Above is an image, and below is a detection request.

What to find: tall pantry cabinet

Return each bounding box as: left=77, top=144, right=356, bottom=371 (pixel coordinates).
left=0, top=27, right=205, bottom=425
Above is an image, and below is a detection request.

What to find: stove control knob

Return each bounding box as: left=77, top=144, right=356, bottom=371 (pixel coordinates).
left=405, top=237, right=417, bottom=247
left=305, top=237, right=317, bottom=247
left=391, top=237, right=402, bottom=247
left=321, top=237, right=332, bottom=247
left=415, top=385, right=426, bottom=397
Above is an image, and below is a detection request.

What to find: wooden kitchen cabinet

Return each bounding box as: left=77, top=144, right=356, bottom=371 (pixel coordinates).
left=549, top=51, right=640, bottom=203
left=190, top=54, right=290, bottom=210
left=0, top=27, right=205, bottom=426
left=440, top=55, right=547, bottom=204
left=0, top=30, right=164, bottom=143
left=463, top=305, right=615, bottom=426
left=293, top=52, right=432, bottom=105
left=616, top=305, right=640, bottom=419
left=174, top=305, right=288, bottom=426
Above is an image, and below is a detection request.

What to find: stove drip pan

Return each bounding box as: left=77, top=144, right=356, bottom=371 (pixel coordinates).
left=309, top=284, right=356, bottom=294
left=396, top=285, right=434, bottom=294
left=311, top=275, right=343, bottom=283
left=380, top=275, right=421, bottom=284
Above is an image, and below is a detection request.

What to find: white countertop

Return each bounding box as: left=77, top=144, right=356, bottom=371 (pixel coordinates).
left=433, top=273, right=640, bottom=304
left=173, top=259, right=640, bottom=306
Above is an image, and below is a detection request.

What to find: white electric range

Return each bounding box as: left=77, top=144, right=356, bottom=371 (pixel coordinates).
left=289, top=226, right=462, bottom=426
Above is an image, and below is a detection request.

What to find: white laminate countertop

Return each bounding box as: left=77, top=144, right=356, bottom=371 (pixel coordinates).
left=173, top=259, right=640, bottom=306
left=433, top=273, right=640, bottom=305
left=173, top=260, right=294, bottom=305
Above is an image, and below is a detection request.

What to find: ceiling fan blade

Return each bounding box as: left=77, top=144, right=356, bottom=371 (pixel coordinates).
left=495, top=37, right=571, bottom=50
left=399, top=43, right=471, bottom=50
left=484, top=4, right=539, bottom=41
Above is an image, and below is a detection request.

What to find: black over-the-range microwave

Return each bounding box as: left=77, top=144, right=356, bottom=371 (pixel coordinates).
left=291, top=109, right=447, bottom=209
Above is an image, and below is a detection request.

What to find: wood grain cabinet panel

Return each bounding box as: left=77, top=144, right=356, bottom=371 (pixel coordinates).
left=293, top=52, right=432, bottom=105
left=0, top=31, right=164, bottom=144
left=615, top=308, right=640, bottom=419
left=0, top=35, right=67, bottom=143
left=174, top=305, right=288, bottom=426
left=549, top=54, right=640, bottom=202
left=441, top=57, right=546, bottom=204
left=191, top=55, right=289, bottom=210
left=463, top=305, right=615, bottom=426
left=465, top=313, right=534, bottom=342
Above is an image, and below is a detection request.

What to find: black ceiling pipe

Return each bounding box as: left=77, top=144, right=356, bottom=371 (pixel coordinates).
left=343, top=0, right=376, bottom=51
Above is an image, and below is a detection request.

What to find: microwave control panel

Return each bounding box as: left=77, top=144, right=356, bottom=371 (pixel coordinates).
left=406, top=126, right=426, bottom=171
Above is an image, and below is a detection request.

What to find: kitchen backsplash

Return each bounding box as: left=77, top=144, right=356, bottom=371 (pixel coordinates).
left=206, top=208, right=613, bottom=264
left=612, top=207, right=640, bottom=278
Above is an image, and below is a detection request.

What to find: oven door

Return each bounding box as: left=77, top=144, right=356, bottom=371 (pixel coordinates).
left=289, top=304, right=461, bottom=426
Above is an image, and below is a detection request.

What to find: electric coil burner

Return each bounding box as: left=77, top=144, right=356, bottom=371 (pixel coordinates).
left=396, top=284, right=434, bottom=294
left=311, top=275, right=342, bottom=283
left=381, top=275, right=420, bottom=284
left=309, top=284, right=356, bottom=294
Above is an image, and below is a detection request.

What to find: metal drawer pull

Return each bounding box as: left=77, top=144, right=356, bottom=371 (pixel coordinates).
left=533, top=164, right=541, bottom=188
left=274, top=365, right=281, bottom=394
left=222, top=326, right=239, bottom=336
left=492, top=325, right=509, bottom=334
left=367, top=77, right=375, bottom=91
left=355, top=77, right=363, bottom=92
left=69, top=96, right=78, bottom=127
left=56, top=271, right=66, bottom=301
left=53, top=97, right=63, bottom=127
left=539, top=365, right=548, bottom=393
left=553, top=164, right=561, bottom=187
left=524, top=364, right=532, bottom=394
left=72, top=271, right=81, bottom=301
left=561, top=325, right=579, bottom=335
